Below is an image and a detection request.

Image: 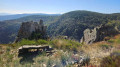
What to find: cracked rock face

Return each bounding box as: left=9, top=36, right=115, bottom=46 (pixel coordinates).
left=80, top=24, right=119, bottom=44
left=15, top=20, right=47, bottom=42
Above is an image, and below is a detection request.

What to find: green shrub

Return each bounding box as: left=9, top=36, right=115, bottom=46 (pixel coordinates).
left=28, top=31, right=42, bottom=40
left=100, top=51, right=120, bottom=67
left=108, top=39, right=114, bottom=43
left=115, top=39, right=120, bottom=44
left=47, top=58, right=54, bottom=67
left=61, top=54, right=69, bottom=66
left=65, top=39, right=82, bottom=51
left=6, top=47, right=11, bottom=51
left=18, top=39, right=49, bottom=46
left=50, top=39, right=82, bottom=51
left=82, top=55, right=90, bottom=66
left=37, top=39, right=48, bottom=44
left=100, top=44, right=112, bottom=49
left=17, top=38, right=82, bottom=51
left=108, top=39, right=120, bottom=44
left=18, top=39, right=37, bottom=45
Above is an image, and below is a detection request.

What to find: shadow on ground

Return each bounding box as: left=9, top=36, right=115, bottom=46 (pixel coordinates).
left=18, top=51, right=40, bottom=64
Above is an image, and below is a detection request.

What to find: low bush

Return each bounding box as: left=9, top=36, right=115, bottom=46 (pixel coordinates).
left=100, top=51, right=120, bottom=67
left=37, top=39, right=48, bottom=44
left=18, top=39, right=37, bottom=45
left=61, top=54, right=69, bottom=66
left=82, top=55, right=90, bottom=66
left=47, top=58, right=54, bottom=67
left=99, top=44, right=112, bottom=49
left=51, top=39, right=82, bottom=51
left=108, top=39, right=115, bottom=43
left=108, top=36, right=120, bottom=44
left=17, top=39, right=49, bottom=46
left=13, top=38, right=83, bottom=51
left=115, top=39, right=120, bottom=44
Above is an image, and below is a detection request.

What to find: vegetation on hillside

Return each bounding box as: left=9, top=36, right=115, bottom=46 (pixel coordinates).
left=101, top=51, right=120, bottom=67
left=0, top=10, right=120, bottom=44
left=15, top=38, right=82, bottom=52
left=48, top=10, right=120, bottom=40
left=0, top=15, right=59, bottom=44
left=0, top=34, right=120, bottom=67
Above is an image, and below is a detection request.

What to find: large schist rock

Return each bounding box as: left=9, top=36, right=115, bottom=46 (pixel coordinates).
left=80, top=24, right=119, bottom=44
left=15, top=20, right=47, bottom=42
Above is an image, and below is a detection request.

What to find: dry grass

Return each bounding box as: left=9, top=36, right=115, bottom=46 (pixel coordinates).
left=51, top=39, right=82, bottom=51
left=80, top=34, right=120, bottom=66
left=81, top=43, right=114, bottom=65
left=100, top=50, right=120, bottom=67
left=0, top=34, right=120, bottom=67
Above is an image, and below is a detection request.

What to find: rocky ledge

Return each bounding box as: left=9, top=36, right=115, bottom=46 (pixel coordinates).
left=15, top=20, right=47, bottom=42
left=80, top=24, right=120, bottom=44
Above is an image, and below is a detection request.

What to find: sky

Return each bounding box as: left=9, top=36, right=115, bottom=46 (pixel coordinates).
left=0, top=0, right=120, bottom=14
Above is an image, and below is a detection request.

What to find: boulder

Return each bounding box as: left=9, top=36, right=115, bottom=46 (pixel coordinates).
left=80, top=24, right=119, bottom=44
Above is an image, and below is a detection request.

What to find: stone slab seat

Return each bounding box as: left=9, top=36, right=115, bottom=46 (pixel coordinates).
left=18, top=45, right=50, bottom=53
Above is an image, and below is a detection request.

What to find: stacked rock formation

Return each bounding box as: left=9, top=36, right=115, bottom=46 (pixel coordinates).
left=15, top=20, right=47, bottom=42
left=80, top=24, right=119, bottom=44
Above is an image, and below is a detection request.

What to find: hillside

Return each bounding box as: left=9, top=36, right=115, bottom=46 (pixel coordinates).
left=0, top=10, right=120, bottom=44
left=0, top=13, right=60, bottom=21
left=0, top=34, right=120, bottom=67
left=0, top=10, right=120, bottom=67
left=0, top=15, right=60, bottom=44
left=48, top=10, right=120, bottom=40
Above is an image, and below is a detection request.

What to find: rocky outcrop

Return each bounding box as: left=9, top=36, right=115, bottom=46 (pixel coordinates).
left=15, top=20, right=47, bottom=42
left=80, top=24, right=119, bottom=44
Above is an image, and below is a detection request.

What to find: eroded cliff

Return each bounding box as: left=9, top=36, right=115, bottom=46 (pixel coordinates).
left=15, top=20, right=47, bottom=42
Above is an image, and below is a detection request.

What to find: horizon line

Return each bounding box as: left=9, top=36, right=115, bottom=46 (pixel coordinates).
left=0, top=10, right=120, bottom=15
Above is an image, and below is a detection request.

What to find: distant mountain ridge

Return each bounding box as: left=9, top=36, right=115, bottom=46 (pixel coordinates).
left=0, top=13, right=13, bottom=16
left=0, top=13, right=61, bottom=21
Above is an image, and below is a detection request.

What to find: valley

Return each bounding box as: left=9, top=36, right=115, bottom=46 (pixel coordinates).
left=0, top=10, right=120, bottom=67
